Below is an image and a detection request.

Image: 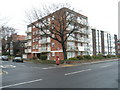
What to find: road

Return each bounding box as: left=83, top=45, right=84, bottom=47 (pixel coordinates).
left=0, top=59, right=119, bottom=88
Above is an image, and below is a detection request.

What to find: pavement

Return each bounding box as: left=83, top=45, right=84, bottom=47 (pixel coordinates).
left=0, top=58, right=119, bottom=88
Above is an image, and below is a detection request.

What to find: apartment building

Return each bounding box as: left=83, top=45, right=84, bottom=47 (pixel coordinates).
left=2, top=33, right=27, bottom=56
left=25, top=7, right=90, bottom=60
left=89, top=27, right=118, bottom=56
left=118, top=39, right=120, bottom=55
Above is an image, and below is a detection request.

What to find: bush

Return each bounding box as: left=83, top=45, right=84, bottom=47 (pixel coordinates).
left=40, top=60, right=55, bottom=64
left=32, top=56, right=38, bottom=60
left=110, top=55, right=116, bottom=57
left=92, top=55, right=104, bottom=60
left=83, top=55, right=92, bottom=60
left=106, top=55, right=111, bottom=58
left=92, top=55, right=98, bottom=59
left=76, top=55, right=84, bottom=60
left=117, top=55, right=120, bottom=58
left=40, top=55, right=47, bottom=60
left=68, top=57, right=78, bottom=60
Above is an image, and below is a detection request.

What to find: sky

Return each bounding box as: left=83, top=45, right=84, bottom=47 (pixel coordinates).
left=0, top=0, right=119, bottom=36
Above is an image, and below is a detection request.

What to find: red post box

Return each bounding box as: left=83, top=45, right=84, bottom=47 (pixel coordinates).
left=56, top=56, right=60, bottom=65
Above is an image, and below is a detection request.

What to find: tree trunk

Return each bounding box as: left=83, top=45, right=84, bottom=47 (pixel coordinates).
left=61, top=43, right=67, bottom=60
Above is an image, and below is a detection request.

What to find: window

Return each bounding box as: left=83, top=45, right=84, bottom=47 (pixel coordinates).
left=52, top=43, right=55, bottom=47
left=52, top=16, right=55, bottom=20
left=52, top=34, right=55, bottom=38
left=67, top=42, right=75, bottom=47
left=52, top=52, right=55, bottom=56
left=67, top=52, right=75, bottom=59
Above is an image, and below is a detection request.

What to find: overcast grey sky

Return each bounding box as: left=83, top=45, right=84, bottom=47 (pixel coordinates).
left=0, top=0, right=119, bottom=35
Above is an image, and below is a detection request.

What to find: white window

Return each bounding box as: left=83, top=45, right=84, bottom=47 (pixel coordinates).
left=52, top=52, right=55, bottom=56
left=52, top=43, right=55, bottom=47
left=52, top=16, right=55, bottom=20
left=78, top=52, right=81, bottom=55
left=52, top=34, right=55, bottom=38
left=67, top=42, right=75, bottom=47
left=67, top=52, right=75, bottom=59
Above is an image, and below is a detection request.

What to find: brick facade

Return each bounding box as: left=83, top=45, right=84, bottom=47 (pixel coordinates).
left=25, top=7, right=89, bottom=60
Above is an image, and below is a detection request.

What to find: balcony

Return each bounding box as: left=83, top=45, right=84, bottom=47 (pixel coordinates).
left=25, top=49, right=32, bottom=53
left=76, top=38, right=84, bottom=42
left=25, top=49, right=28, bottom=53
left=27, top=36, right=32, bottom=40
left=26, top=42, right=32, bottom=46
left=26, top=27, right=32, bottom=33
left=67, top=46, right=90, bottom=52
left=39, top=47, right=51, bottom=52
left=84, top=47, right=90, bottom=51
left=67, top=46, right=78, bottom=51
left=39, top=38, right=51, bottom=44
left=40, top=30, right=50, bottom=35
left=84, top=38, right=90, bottom=43
left=78, top=46, right=85, bottom=51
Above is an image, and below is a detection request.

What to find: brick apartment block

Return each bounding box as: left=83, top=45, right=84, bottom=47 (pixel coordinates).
left=118, top=39, right=120, bottom=55
left=25, top=7, right=118, bottom=60
left=25, top=7, right=90, bottom=60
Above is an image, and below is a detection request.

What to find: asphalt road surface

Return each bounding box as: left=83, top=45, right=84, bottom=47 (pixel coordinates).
left=1, top=59, right=119, bottom=88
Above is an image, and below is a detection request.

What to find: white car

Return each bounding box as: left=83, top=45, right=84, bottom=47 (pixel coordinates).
left=13, top=57, right=23, bottom=62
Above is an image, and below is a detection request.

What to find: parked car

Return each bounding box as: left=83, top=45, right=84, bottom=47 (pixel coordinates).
left=13, top=57, right=23, bottom=62
left=2, top=56, right=9, bottom=61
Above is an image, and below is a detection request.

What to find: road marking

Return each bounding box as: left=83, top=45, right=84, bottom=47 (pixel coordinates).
left=1, top=79, right=43, bottom=88
left=100, top=65, right=111, bottom=68
left=42, top=67, right=56, bottom=70
left=60, top=64, right=76, bottom=67
left=0, top=65, right=16, bottom=68
left=0, top=70, right=8, bottom=75
left=64, top=69, right=92, bottom=76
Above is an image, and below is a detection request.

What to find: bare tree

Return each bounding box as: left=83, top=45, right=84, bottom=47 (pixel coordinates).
left=1, top=26, right=16, bottom=55
left=26, top=3, right=87, bottom=60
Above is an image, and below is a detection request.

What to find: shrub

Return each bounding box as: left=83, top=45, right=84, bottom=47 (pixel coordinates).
left=83, top=55, right=92, bottom=60
left=40, top=55, right=47, bottom=60
left=106, top=55, right=111, bottom=58
left=68, top=57, right=78, bottom=60
left=110, top=55, right=116, bottom=57
left=32, top=56, right=38, bottom=60
left=117, top=55, right=120, bottom=58
left=76, top=55, right=84, bottom=60
left=40, top=60, right=55, bottom=64
left=92, top=55, right=104, bottom=60
left=92, top=55, right=98, bottom=59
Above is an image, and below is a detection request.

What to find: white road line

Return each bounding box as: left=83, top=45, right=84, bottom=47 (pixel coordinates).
left=0, top=79, right=43, bottom=88
left=0, top=65, right=16, bottom=68
left=42, top=67, right=56, bottom=70
left=64, top=69, right=92, bottom=76
left=100, top=65, right=111, bottom=68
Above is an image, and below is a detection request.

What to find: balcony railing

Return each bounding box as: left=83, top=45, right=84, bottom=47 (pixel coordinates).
left=27, top=36, right=32, bottom=40
left=77, top=38, right=84, bottom=42
left=39, top=47, right=51, bottom=52
left=26, top=27, right=32, bottom=33
left=84, top=38, right=90, bottom=43
left=40, top=30, right=50, bottom=35
left=67, top=46, right=78, bottom=51
left=25, top=49, right=31, bottom=53
left=39, top=38, right=51, bottom=44
left=67, top=46, right=90, bottom=52
left=74, top=29, right=90, bottom=35
left=26, top=42, right=32, bottom=46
